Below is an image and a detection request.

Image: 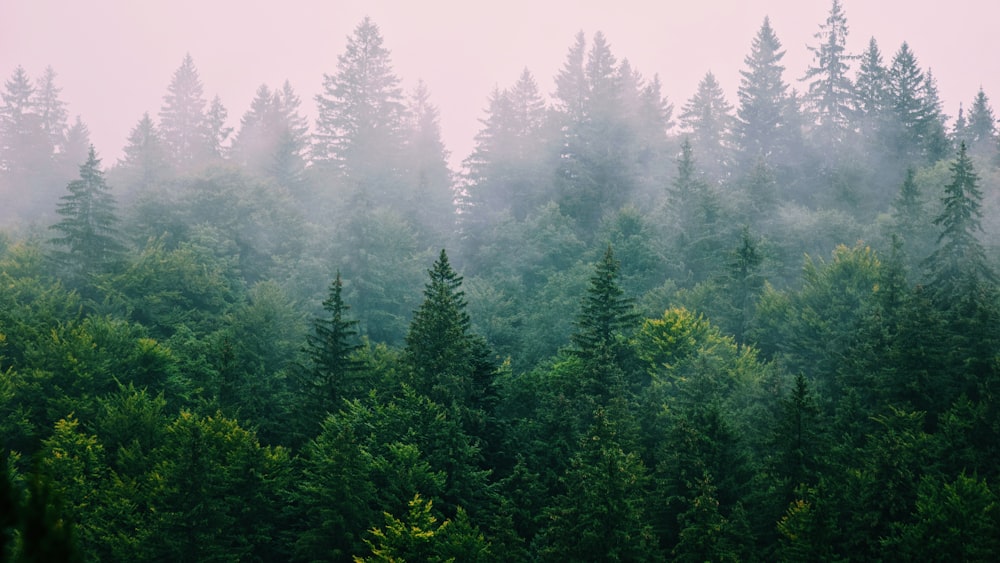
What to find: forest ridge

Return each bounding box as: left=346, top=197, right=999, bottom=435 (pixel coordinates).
left=2, top=1, right=1000, bottom=560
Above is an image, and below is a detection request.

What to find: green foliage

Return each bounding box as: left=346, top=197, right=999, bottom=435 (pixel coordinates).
left=357, top=494, right=492, bottom=563
left=300, top=272, right=363, bottom=422
left=48, top=146, right=124, bottom=286
left=145, top=411, right=292, bottom=562
left=885, top=474, right=1000, bottom=561
left=538, top=408, right=658, bottom=562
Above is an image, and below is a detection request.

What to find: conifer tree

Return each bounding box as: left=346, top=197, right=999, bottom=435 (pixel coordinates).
left=33, top=66, right=68, bottom=154
left=158, top=54, right=212, bottom=172
left=460, top=68, right=550, bottom=246
left=853, top=37, right=889, bottom=122
left=49, top=146, right=123, bottom=282
left=680, top=71, right=734, bottom=176
left=1, top=65, right=54, bottom=219
left=735, top=17, right=790, bottom=164
left=965, top=87, right=997, bottom=158
left=314, top=16, right=405, bottom=201
left=117, top=112, right=169, bottom=191
left=802, top=0, right=854, bottom=140
left=924, top=142, right=994, bottom=299
left=302, top=271, right=364, bottom=420
left=402, top=80, right=454, bottom=247
left=405, top=249, right=476, bottom=407
left=205, top=94, right=232, bottom=160
left=570, top=246, right=639, bottom=402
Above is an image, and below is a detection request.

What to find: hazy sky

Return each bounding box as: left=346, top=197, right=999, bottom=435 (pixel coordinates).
left=3, top=0, right=999, bottom=168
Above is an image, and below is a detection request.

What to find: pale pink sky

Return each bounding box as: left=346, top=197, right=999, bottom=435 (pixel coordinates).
left=3, top=0, right=998, bottom=168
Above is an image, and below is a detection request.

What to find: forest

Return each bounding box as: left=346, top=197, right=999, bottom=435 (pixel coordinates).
left=2, top=1, right=1000, bottom=560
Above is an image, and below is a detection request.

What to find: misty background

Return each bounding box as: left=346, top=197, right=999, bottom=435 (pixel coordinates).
left=3, top=0, right=998, bottom=167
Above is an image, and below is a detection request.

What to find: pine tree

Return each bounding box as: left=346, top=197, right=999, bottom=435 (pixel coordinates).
left=802, top=0, right=855, bottom=140
left=965, top=87, right=997, bottom=158
left=205, top=94, right=232, bottom=160
left=314, top=16, right=405, bottom=201
left=272, top=80, right=310, bottom=190
left=853, top=37, right=889, bottom=125
left=885, top=42, right=945, bottom=165
left=48, top=146, right=123, bottom=282
left=924, top=142, right=995, bottom=299
left=735, top=17, right=790, bottom=164
left=405, top=249, right=476, bottom=406
left=890, top=167, right=933, bottom=271
left=680, top=71, right=734, bottom=176
left=302, top=271, right=364, bottom=421
left=669, top=139, right=724, bottom=284
left=33, top=66, right=68, bottom=154
left=158, top=54, right=212, bottom=172
left=59, top=116, right=91, bottom=179
left=117, top=112, right=169, bottom=191
left=401, top=80, right=454, bottom=247
left=231, top=84, right=279, bottom=172
left=570, top=246, right=639, bottom=403
left=460, top=68, right=550, bottom=245
left=0, top=65, right=54, bottom=219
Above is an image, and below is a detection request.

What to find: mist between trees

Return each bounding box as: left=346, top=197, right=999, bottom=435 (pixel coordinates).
left=2, top=2, right=1000, bottom=560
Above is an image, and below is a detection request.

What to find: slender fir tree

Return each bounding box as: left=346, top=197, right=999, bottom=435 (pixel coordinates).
left=49, top=146, right=123, bottom=282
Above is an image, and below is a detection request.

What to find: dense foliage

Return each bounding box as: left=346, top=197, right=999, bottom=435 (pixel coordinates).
left=3, top=4, right=1000, bottom=560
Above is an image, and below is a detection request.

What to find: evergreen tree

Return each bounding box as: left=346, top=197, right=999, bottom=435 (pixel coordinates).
left=853, top=37, right=890, bottom=128
left=965, top=87, right=997, bottom=158
left=117, top=112, right=170, bottom=191
left=538, top=408, right=657, bottom=562
left=0, top=65, right=54, bottom=219
left=231, top=84, right=279, bottom=172
left=314, top=16, right=405, bottom=202
left=158, top=54, right=212, bottom=172
left=460, top=68, right=550, bottom=256
left=60, top=117, right=91, bottom=174
left=401, top=80, right=455, bottom=247
left=205, top=94, right=232, bottom=160
left=570, top=245, right=639, bottom=400
left=33, top=66, right=68, bottom=155
left=890, top=167, right=933, bottom=272
left=405, top=249, right=483, bottom=409
left=48, top=146, right=123, bottom=283
left=735, top=17, right=791, bottom=166
left=885, top=42, right=945, bottom=165
left=301, top=272, right=364, bottom=423
left=680, top=71, right=734, bottom=177
left=802, top=0, right=854, bottom=141
left=272, top=80, right=310, bottom=190
left=924, top=142, right=994, bottom=299
left=668, top=139, right=724, bottom=284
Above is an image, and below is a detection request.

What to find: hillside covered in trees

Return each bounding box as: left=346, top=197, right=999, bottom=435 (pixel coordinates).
left=2, top=2, right=1000, bottom=560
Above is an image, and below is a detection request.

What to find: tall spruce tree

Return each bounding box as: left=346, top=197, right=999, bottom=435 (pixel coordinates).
left=49, top=146, right=123, bottom=282
left=853, top=37, right=889, bottom=125
left=924, top=142, right=995, bottom=300
left=158, top=54, right=212, bottom=172
left=116, top=112, right=170, bottom=192
left=735, top=17, right=791, bottom=166
left=680, top=71, right=734, bottom=177
left=401, top=80, right=455, bottom=248
left=570, top=246, right=639, bottom=402
left=1, top=65, right=55, bottom=219
left=405, top=249, right=475, bottom=406
left=964, top=88, right=997, bottom=158
left=314, top=16, right=405, bottom=203
left=302, top=271, right=364, bottom=423
left=802, top=0, right=854, bottom=141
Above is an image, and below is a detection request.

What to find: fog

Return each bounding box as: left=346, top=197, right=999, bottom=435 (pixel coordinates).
left=3, top=0, right=999, bottom=166
left=6, top=2, right=1000, bottom=559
